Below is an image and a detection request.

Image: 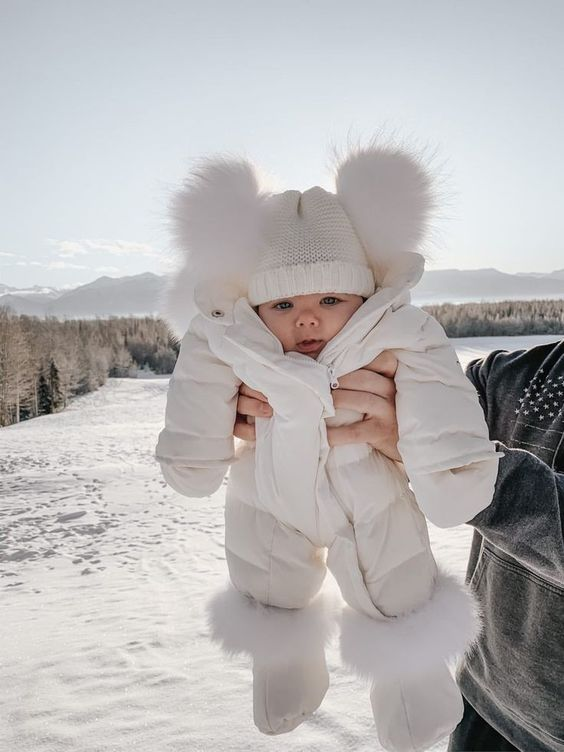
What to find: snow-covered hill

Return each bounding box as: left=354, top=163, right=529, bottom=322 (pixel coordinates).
left=2, top=269, right=564, bottom=318
left=1, top=334, right=561, bottom=752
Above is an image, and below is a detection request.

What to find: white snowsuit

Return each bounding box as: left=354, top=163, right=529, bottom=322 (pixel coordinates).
left=156, top=256, right=500, bottom=750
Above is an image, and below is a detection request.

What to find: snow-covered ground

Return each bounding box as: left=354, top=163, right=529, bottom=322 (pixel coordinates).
left=1, top=334, right=561, bottom=752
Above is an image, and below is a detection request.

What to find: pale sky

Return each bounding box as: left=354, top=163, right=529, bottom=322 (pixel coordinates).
left=1, top=0, right=563, bottom=289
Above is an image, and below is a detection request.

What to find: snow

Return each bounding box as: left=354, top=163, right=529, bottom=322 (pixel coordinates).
left=451, top=334, right=563, bottom=370
left=1, top=334, right=562, bottom=751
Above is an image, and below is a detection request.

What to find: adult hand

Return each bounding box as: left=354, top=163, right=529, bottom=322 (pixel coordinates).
left=233, top=384, right=272, bottom=442
left=327, top=351, right=401, bottom=462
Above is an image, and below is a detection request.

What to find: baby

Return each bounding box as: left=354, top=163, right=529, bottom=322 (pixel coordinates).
left=249, top=290, right=452, bottom=749
left=156, top=145, right=500, bottom=752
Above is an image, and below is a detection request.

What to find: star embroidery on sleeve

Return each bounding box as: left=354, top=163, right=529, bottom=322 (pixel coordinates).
left=514, top=368, right=564, bottom=428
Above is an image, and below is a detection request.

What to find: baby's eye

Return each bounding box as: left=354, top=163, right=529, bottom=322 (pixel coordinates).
left=321, top=296, right=340, bottom=305
left=273, top=300, right=293, bottom=310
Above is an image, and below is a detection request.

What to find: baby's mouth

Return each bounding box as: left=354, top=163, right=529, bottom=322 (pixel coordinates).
left=295, top=339, right=324, bottom=354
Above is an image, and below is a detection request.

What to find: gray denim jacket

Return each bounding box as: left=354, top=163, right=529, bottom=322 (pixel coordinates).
left=457, top=340, right=564, bottom=750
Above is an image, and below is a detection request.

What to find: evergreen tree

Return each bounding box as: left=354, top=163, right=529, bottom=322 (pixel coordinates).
left=48, top=360, right=63, bottom=411
left=38, top=372, right=52, bottom=415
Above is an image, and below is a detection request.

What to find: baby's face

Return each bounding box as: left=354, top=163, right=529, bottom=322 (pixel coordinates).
left=257, top=292, right=364, bottom=359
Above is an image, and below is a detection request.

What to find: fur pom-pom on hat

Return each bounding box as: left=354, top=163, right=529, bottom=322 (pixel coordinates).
left=334, top=142, right=437, bottom=281
left=169, top=157, right=270, bottom=283
left=161, top=156, right=272, bottom=335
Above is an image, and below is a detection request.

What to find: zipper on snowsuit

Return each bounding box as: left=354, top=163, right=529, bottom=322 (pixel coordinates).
left=327, top=365, right=339, bottom=390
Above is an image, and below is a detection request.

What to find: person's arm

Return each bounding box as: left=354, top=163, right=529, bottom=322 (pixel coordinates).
left=466, top=352, right=564, bottom=587
left=156, top=315, right=241, bottom=498
left=392, top=312, right=500, bottom=528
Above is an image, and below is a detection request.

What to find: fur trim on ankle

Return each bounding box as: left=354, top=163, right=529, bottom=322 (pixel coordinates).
left=340, top=569, right=481, bottom=682
left=207, top=583, right=341, bottom=665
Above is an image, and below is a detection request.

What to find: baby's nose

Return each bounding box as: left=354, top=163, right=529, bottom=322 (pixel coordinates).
left=296, top=311, right=319, bottom=327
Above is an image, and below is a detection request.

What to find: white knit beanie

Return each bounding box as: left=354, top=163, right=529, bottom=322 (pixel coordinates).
left=248, top=187, right=375, bottom=305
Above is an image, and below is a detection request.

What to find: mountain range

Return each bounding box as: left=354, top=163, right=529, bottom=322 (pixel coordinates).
left=413, top=267, right=564, bottom=305
left=1, top=268, right=563, bottom=318
left=0, top=273, right=164, bottom=318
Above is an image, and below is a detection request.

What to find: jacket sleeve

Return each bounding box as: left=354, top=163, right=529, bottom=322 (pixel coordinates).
left=393, top=311, right=500, bottom=528
left=466, top=354, right=564, bottom=586
left=155, top=315, right=241, bottom=498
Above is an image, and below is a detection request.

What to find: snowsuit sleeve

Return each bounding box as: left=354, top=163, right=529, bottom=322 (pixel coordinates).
left=155, top=315, right=241, bottom=498
left=465, top=352, right=564, bottom=586
left=392, top=311, right=500, bottom=528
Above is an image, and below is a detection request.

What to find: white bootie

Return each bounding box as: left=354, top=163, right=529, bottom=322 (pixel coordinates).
left=370, top=661, right=464, bottom=752
left=252, top=647, right=330, bottom=735
left=207, top=585, right=339, bottom=734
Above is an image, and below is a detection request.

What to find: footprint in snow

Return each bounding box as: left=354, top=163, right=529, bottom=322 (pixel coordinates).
left=56, top=511, right=87, bottom=523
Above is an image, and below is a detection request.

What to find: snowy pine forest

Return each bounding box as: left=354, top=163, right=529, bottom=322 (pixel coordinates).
left=424, top=298, right=564, bottom=337
left=0, top=310, right=178, bottom=427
